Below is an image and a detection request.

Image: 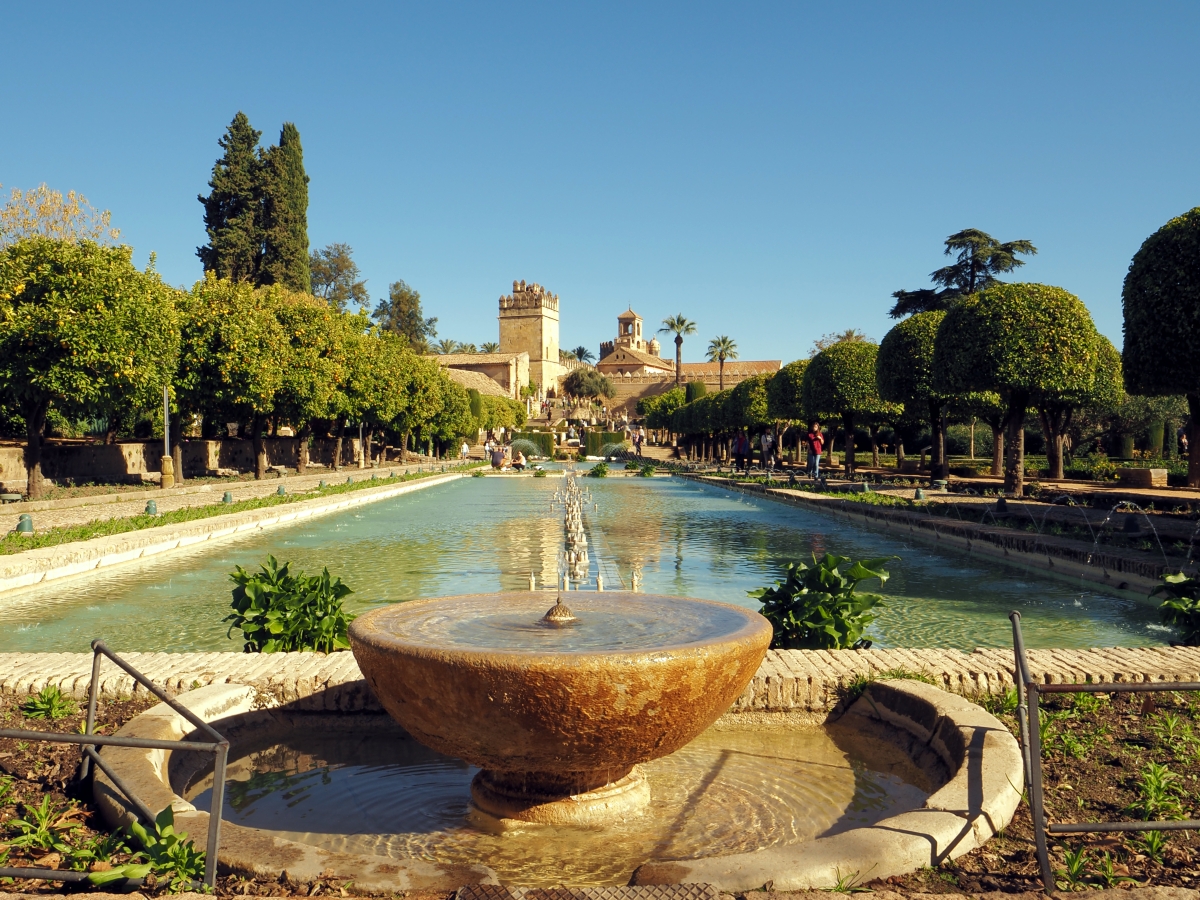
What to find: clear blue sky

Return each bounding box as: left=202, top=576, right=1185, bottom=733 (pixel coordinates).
left=4, top=2, right=1197, bottom=363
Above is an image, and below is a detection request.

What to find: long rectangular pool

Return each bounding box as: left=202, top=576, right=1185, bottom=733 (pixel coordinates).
left=0, top=473, right=1170, bottom=652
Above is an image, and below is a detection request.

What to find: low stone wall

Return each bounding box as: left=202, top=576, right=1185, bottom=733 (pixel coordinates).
left=0, top=472, right=463, bottom=596
left=0, top=438, right=370, bottom=491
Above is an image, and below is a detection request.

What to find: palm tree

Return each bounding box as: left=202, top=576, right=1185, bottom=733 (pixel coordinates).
left=434, top=338, right=460, bottom=355
left=458, top=343, right=478, bottom=354
left=480, top=341, right=500, bottom=353
left=571, top=346, right=596, bottom=364
left=706, top=335, right=738, bottom=391
left=658, top=314, right=697, bottom=386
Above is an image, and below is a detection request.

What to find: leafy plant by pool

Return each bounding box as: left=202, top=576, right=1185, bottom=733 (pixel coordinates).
left=587, top=462, right=609, bottom=478
left=1153, top=572, right=1200, bottom=646
left=749, top=553, right=892, bottom=650
left=225, top=555, right=355, bottom=653
left=20, top=684, right=77, bottom=720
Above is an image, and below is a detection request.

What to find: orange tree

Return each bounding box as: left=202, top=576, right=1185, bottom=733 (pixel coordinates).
left=802, top=340, right=892, bottom=475
left=0, top=238, right=179, bottom=498
left=175, top=274, right=285, bottom=479
left=877, top=311, right=949, bottom=481
left=933, top=283, right=1098, bottom=495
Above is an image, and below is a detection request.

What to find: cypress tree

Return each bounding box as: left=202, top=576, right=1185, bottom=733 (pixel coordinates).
left=261, top=122, right=311, bottom=292
left=197, top=112, right=264, bottom=282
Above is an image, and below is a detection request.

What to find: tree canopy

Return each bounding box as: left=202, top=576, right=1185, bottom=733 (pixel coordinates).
left=259, top=123, right=311, bottom=292
left=372, top=279, right=437, bottom=352
left=890, top=229, right=1037, bottom=318
left=1122, top=207, right=1200, bottom=486
left=0, top=239, right=180, bottom=497
left=802, top=341, right=890, bottom=473
left=932, top=282, right=1098, bottom=494
left=562, top=368, right=615, bottom=401
left=310, top=242, right=369, bottom=311
left=0, top=184, right=119, bottom=249
left=877, top=311, right=948, bottom=478
left=766, top=359, right=808, bottom=423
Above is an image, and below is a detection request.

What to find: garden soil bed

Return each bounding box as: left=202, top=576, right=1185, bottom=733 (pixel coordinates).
left=3, top=690, right=1200, bottom=896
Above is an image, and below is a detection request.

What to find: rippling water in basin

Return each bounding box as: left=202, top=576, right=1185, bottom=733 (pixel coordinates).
left=0, top=471, right=1169, bottom=650
left=186, top=717, right=928, bottom=887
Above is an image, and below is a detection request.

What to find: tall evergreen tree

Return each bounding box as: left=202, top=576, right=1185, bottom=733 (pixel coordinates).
left=260, top=123, right=311, bottom=292
left=889, top=229, right=1037, bottom=318
left=197, top=112, right=264, bottom=282
left=372, top=279, right=438, bottom=351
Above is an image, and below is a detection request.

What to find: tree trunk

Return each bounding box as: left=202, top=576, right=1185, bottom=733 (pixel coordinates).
left=990, top=422, right=1004, bottom=477
left=869, top=424, right=880, bottom=468
left=675, top=336, right=683, bottom=387
left=843, top=413, right=855, bottom=474
left=171, top=432, right=184, bottom=485
left=929, top=401, right=947, bottom=482
left=1038, top=407, right=1068, bottom=481
left=1189, top=394, right=1200, bottom=489
left=334, top=418, right=346, bottom=471
left=896, top=440, right=905, bottom=469
left=969, top=417, right=976, bottom=460
left=1003, top=397, right=1027, bottom=496
left=297, top=424, right=312, bottom=475
left=24, top=402, right=50, bottom=500
left=365, top=429, right=374, bottom=467
left=253, top=415, right=268, bottom=480
left=719, top=358, right=724, bottom=392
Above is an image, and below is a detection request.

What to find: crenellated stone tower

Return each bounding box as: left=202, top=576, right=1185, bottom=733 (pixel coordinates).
left=498, top=280, right=563, bottom=396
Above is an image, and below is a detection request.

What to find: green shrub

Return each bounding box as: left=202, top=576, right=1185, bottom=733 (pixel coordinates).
left=514, top=431, right=555, bottom=457
left=225, top=555, right=355, bottom=653
left=1153, top=572, right=1200, bottom=646
left=639, top=464, right=656, bottom=477
left=685, top=380, right=708, bottom=403
left=749, top=553, right=892, bottom=650
left=587, top=462, right=609, bottom=478
left=21, top=685, right=77, bottom=720
left=532, top=469, right=547, bottom=478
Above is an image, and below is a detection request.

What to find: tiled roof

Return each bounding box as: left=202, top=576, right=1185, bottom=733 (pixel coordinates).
left=597, top=346, right=674, bottom=370
left=441, top=367, right=510, bottom=397
left=678, top=360, right=782, bottom=376
left=617, top=308, right=641, bottom=321
left=428, top=352, right=528, bottom=365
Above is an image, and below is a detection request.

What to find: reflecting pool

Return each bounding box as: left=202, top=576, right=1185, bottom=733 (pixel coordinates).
left=0, top=473, right=1169, bottom=651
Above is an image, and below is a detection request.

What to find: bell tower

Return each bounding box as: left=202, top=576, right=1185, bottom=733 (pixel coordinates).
left=498, top=280, right=563, bottom=394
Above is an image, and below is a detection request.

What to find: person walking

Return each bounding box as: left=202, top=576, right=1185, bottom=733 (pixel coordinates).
left=761, top=429, right=776, bottom=473
left=806, top=422, right=824, bottom=479
left=460, top=440, right=470, bottom=460
left=633, top=430, right=643, bottom=458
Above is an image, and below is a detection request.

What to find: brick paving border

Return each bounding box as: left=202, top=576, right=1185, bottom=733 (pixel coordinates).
left=5, top=646, right=1200, bottom=710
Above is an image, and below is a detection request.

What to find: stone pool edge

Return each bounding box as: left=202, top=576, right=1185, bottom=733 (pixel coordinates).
left=630, top=679, right=1024, bottom=890
left=90, top=679, right=1022, bottom=892
left=682, top=474, right=1168, bottom=596
left=0, top=472, right=464, bottom=599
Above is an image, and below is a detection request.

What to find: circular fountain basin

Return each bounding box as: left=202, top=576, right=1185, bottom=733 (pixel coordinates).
left=348, top=592, right=772, bottom=824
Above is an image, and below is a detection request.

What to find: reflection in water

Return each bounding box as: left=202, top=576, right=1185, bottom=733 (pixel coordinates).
left=187, top=719, right=928, bottom=887
left=0, top=474, right=1167, bottom=651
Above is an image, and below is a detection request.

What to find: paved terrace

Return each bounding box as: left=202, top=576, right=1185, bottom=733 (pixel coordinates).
left=4, top=646, right=1200, bottom=710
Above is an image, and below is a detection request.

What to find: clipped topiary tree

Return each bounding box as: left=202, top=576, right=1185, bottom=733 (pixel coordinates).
left=1035, top=334, right=1123, bottom=480
left=1122, top=207, right=1200, bottom=487
left=877, top=311, right=947, bottom=481
left=685, top=380, right=708, bottom=403
left=932, top=283, right=1099, bottom=496
left=801, top=340, right=888, bottom=474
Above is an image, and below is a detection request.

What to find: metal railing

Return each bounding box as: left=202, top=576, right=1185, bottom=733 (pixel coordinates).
left=1010, top=611, right=1200, bottom=894
left=0, top=639, right=228, bottom=888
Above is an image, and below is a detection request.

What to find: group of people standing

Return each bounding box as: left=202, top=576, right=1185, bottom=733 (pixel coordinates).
left=727, top=421, right=825, bottom=478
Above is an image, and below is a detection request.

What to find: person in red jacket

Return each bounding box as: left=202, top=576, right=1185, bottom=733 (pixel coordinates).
left=806, top=421, right=824, bottom=478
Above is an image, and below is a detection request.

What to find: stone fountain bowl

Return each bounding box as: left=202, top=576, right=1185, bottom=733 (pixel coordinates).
left=349, top=591, right=772, bottom=823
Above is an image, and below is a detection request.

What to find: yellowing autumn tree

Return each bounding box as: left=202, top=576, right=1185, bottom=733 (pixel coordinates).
left=0, top=184, right=120, bottom=249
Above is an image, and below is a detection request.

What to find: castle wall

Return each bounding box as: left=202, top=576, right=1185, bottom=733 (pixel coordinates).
left=498, top=280, right=561, bottom=395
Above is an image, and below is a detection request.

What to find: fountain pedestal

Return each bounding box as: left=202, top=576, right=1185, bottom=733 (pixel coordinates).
left=349, top=592, right=772, bottom=826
